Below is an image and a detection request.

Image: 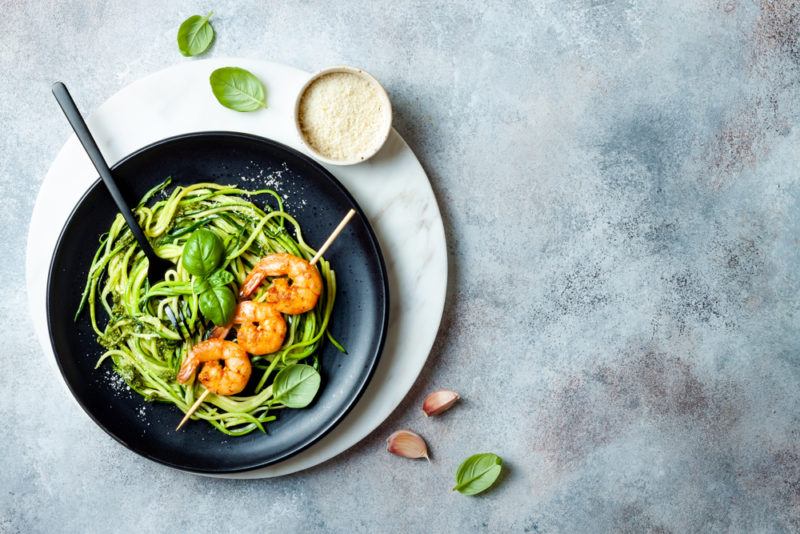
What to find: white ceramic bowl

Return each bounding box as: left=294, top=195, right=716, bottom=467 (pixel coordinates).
left=293, top=66, right=393, bottom=166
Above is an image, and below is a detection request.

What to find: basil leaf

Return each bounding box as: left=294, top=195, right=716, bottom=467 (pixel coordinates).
left=209, top=67, right=267, bottom=112
left=177, top=12, right=215, bottom=57
left=182, top=228, right=224, bottom=277
left=453, top=453, right=503, bottom=496
left=207, top=269, right=234, bottom=288
left=272, top=364, right=321, bottom=408
left=192, top=277, right=211, bottom=295
left=198, top=286, right=236, bottom=326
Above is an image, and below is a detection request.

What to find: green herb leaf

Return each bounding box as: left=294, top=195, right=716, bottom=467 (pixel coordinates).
left=209, top=67, right=267, bottom=112
left=198, top=286, right=236, bottom=326
left=177, top=12, right=215, bottom=57
left=453, top=453, right=503, bottom=496
left=272, top=364, right=321, bottom=408
left=207, top=269, right=234, bottom=288
left=182, top=228, right=224, bottom=277
left=192, top=277, right=211, bottom=295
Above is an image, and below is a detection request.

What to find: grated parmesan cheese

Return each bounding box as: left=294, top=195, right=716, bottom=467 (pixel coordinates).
left=298, top=71, right=387, bottom=161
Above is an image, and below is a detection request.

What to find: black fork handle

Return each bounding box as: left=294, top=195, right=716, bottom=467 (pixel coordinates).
left=51, top=81, right=160, bottom=266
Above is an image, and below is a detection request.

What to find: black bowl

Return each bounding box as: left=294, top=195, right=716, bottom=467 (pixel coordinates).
left=47, top=131, right=388, bottom=473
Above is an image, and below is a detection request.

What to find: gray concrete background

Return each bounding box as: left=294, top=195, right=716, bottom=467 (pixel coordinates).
left=2, top=0, right=800, bottom=532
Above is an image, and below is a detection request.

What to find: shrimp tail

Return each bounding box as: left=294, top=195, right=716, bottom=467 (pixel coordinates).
left=239, top=271, right=266, bottom=299
left=176, top=357, right=197, bottom=384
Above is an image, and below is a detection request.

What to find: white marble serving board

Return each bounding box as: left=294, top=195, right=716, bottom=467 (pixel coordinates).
left=25, top=58, right=447, bottom=478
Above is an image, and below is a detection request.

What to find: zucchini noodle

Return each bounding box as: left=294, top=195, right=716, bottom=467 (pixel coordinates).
left=78, top=179, right=339, bottom=436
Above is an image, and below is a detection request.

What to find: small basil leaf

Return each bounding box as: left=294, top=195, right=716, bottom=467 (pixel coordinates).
left=192, top=277, right=211, bottom=295
left=182, top=228, right=224, bottom=277
left=209, top=67, right=267, bottom=112
left=198, top=286, right=236, bottom=326
left=272, top=364, right=321, bottom=408
left=177, top=12, right=215, bottom=57
left=453, top=453, right=503, bottom=496
left=207, top=269, right=234, bottom=288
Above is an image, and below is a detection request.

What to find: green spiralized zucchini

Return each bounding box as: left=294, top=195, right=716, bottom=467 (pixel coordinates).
left=79, top=179, right=339, bottom=436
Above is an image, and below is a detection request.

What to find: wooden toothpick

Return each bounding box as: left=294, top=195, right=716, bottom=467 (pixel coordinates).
left=176, top=389, right=210, bottom=430
left=310, top=209, right=356, bottom=265
left=175, top=208, right=357, bottom=430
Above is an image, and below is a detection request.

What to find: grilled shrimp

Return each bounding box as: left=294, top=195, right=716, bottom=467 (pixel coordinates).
left=233, top=300, right=287, bottom=355
left=176, top=338, right=251, bottom=395
left=239, top=253, right=323, bottom=314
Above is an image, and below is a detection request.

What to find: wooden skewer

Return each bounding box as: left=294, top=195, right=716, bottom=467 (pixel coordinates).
left=175, top=208, right=357, bottom=431
left=176, top=389, right=210, bottom=430
left=310, top=209, right=356, bottom=265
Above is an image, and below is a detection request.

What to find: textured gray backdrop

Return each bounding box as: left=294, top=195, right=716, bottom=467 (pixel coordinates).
left=3, top=0, right=800, bottom=532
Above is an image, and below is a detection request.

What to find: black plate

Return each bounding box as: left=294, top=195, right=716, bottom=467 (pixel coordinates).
left=47, top=132, right=388, bottom=473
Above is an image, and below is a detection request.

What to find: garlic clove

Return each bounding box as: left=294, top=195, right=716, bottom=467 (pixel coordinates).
left=386, top=430, right=429, bottom=460
left=422, top=389, right=460, bottom=416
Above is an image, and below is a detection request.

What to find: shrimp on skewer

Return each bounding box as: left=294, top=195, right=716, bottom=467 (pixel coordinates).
left=175, top=210, right=355, bottom=430
left=239, top=253, right=323, bottom=314
left=233, top=300, right=287, bottom=355
left=204, top=302, right=287, bottom=355
left=176, top=338, right=251, bottom=395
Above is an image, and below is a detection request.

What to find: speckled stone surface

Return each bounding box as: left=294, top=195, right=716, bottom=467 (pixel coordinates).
left=3, top=1, right=800, bottom=532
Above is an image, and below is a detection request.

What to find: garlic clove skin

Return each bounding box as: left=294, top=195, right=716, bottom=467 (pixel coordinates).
left=386, top=430, right=429, bottom=460
left=422, top=390, right=460, bottom=416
